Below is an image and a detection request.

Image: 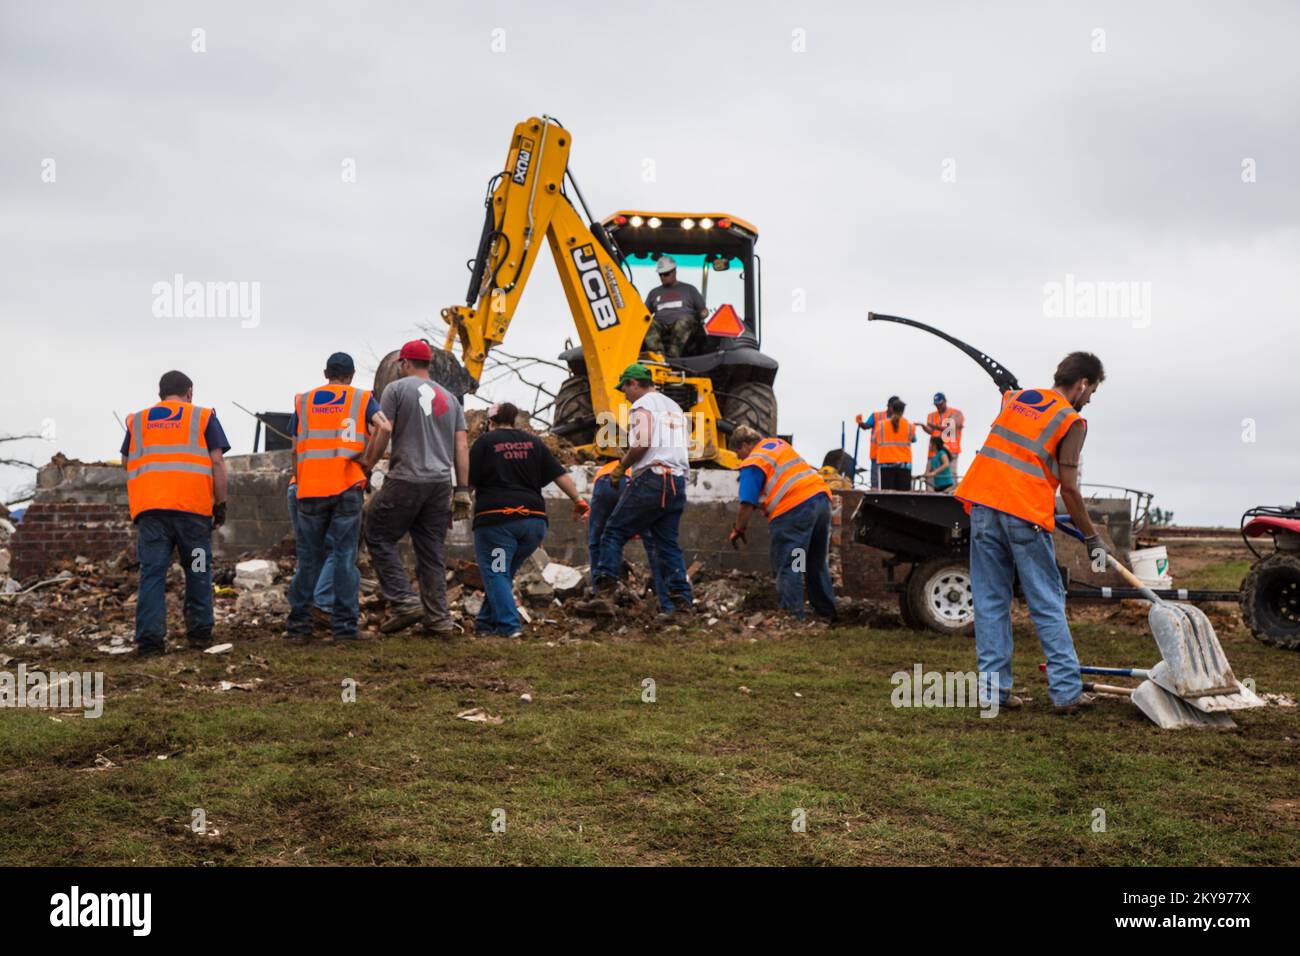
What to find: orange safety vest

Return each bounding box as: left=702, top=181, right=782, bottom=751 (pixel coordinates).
left=926, top=407, right=962, bottom=454
left=293, top=384, right=369, bottom=499
left=866, top=408, right=888, bottom=459
left=874, top=416, right=914, bottom=465
left=125, top=402, right=214, bottom=519
left=955, top=388, right=1082, bottom=530
left=740, top=438, right=830, bottom=520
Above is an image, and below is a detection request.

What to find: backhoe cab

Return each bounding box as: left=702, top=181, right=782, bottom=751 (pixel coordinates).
left=419, top=115, right=778, bottom=469
left=553, top=212, right=778, bottom=453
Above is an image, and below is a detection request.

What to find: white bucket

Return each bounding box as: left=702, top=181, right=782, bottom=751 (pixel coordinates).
left=1128, top=546, right=1172, bottom=588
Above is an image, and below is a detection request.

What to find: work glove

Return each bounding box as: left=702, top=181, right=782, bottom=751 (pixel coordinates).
left=573, top=498, right=591, bottom=521
left=854, top=413, right=865, bottom=428
left=211, top=501, right=227, bottom=530
left=452, top=486, right=473, bottom=522
left=1083, top=534, right=1114, bottom=572
left=728, top=526, right=747, bottom=550
left=609, top=461, right=627, bottom=483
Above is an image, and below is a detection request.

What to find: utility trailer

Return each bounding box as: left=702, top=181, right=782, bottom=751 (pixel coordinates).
left=849, top=491, right=1241, bottom=636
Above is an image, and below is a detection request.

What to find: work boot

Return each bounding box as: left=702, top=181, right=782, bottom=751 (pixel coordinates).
left=1054, top=692, right=1096, bottom=715
left=186, top=631, right=213, bottom=649
left=1000, top=694, right=1024, bottom=710
left=311, top=607, right=332, bottom=630
left=380, top=602, right=424, bottom=634
left=136, top=643, right=166, bottom=658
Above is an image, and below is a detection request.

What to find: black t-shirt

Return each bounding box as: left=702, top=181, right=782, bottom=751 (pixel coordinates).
left=469, top=428, right=567, bottom=528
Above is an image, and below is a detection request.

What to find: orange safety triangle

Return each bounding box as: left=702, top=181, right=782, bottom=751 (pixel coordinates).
left=703, top=303, right=745, bottom=337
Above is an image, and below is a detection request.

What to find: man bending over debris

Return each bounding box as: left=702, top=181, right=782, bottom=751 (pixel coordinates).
left=586, top=364, right=694, bottom=618
left=729, top=426, right=837, bottom=622
left=587, top=458, right=664, bottom=599
left=363, top=340, right=469, bottom=636
left=468, top=402, right=589, bottom=636
left=284, top=352, right=387, bottom=642
left=121, top=370, right=230, bottom=656
left=954, top=352, right=1112, bottom=715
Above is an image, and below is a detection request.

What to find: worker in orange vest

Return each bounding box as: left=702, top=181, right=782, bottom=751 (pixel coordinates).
left=874, top=398, right=917, bottom=490
left=922, top=392, right=964, bottom=478
left=286, top=352, right=387, bottom=642
left=854, top=395, right=897, bottom=489
left=955, top=352, right=1113, bottom=715
left=728, top=425, right=837, bottom=621
left=120, top=370, right=231, bottom=657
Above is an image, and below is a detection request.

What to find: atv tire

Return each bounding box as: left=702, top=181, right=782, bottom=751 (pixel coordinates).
left=1241, top=551, right=1300, bottom=650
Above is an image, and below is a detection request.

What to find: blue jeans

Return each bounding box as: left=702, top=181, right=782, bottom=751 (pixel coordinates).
left=473, top=517, right=548, bottom=634
left=969, top=503, right=1083, bottom=707
left=768, top=494, right=837, bottom=619
left=135, top=511, right=213, bottom=650
left=287, top=483, right=334, bottom=611
left=588, top=474, right=664, bottom=603
left=593, top=470, right=692, bottom=610
left=288, top=485, right=363, bottom=636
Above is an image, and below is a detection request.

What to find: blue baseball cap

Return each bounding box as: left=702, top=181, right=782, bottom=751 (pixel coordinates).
left=933, top=392, right=946, bottom=403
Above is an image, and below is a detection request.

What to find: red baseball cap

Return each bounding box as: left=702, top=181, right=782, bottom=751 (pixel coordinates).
left=399, top=339, right=433, bottom=362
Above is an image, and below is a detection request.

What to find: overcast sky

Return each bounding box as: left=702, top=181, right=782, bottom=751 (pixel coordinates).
left=2, top=0, right=1297, bottom=525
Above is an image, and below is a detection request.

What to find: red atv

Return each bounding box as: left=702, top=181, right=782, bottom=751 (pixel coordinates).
left=1241, top=504, right=1300, bottom=650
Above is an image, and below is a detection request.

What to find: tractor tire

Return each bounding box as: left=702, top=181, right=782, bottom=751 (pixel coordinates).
left=552, top=375, right=597, bottom=446
left=722, top=381, right=778, bottom=437
left=906, top=554, right=975, bottom=637
left=373, top=345, right=474, bottom=403
left=1241, top=551, right=1300, bottom=650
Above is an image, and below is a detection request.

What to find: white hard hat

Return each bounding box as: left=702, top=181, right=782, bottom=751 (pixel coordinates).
left=655, top=255, right=677, bottom=275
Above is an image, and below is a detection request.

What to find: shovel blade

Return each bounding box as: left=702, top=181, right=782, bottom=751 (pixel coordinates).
left=1148, top=661, right=1266, bottom=713
left=1147, top=601, right=1238, bottom=698
left=1131, top=680, right=1237, bottom=730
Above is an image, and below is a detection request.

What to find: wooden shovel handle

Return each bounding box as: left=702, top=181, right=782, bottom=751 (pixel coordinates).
left=1105, top=554, right=1162, bottom=604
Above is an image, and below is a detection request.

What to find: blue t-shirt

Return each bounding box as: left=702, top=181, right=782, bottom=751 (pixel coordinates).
left=738, top=464, right=766, bottom=505
left=120, top=408, right=230, bottom=457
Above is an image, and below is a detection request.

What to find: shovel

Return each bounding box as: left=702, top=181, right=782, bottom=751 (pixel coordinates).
left=1041, top=664, right=1235, bottom=729
left=1055, top=516, right=1247, bottom=702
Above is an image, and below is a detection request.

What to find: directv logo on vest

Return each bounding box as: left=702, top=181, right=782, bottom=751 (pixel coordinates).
left=49, top=886, right=151, bottom=936
left=312, top=389, right=347, bottom=409
left=151, top=273, right=261, bottom=329
left=146, top=405, right=186, bottom=429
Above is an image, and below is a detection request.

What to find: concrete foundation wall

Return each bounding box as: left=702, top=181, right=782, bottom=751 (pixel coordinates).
left=9, top=455, right=898, bottom=600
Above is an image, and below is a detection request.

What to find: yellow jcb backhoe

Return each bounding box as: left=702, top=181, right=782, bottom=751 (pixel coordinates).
left=377, top=115, right=779, bottom=467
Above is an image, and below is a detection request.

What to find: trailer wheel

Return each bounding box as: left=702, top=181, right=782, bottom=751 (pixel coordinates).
left=1241, top=552, right=1300, bottom=650
left=906, top=555, right=975, bottom=636
left=898, top=589, right=919, bottom=630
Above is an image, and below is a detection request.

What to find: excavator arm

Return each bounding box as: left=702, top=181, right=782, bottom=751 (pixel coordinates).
left=440, top=116, right=654, bottom=429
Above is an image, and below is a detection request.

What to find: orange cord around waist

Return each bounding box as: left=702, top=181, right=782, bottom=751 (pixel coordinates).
left=475, top=506, right=547, bottom=518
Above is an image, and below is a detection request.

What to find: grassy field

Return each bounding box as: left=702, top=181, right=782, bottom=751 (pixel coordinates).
left=2, top=582, right=1297, bottom=866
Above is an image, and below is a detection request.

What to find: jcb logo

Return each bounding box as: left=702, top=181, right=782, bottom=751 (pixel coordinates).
left=572, top=244, right=619, bottom=330
left=512, top=138, right=534, bottom=185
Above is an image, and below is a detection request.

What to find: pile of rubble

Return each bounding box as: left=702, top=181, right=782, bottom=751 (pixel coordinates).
left=1, top=534, right=891, bottom=658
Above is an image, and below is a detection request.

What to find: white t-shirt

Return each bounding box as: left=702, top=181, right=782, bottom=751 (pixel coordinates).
left=629, top=390, right=690, bottom=477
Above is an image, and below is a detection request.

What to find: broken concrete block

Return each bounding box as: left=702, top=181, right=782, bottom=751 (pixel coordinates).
left=462, top=591, right=484, bottom=618
left=234, top=559, right=277, bottom=589
left=541, top=562, right=584, bottom=593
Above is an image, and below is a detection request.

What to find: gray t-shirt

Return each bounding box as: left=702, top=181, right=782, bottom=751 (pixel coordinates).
left=645, top=281, right=706, bottom=327
left=381, top=375, right=467, bottom=482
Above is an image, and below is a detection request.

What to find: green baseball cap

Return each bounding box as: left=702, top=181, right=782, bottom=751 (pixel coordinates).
left=617, top=363, right=653, bottom=387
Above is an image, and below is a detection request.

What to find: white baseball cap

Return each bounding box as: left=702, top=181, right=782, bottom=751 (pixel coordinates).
left=655, top=255, right=677, bottom=275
